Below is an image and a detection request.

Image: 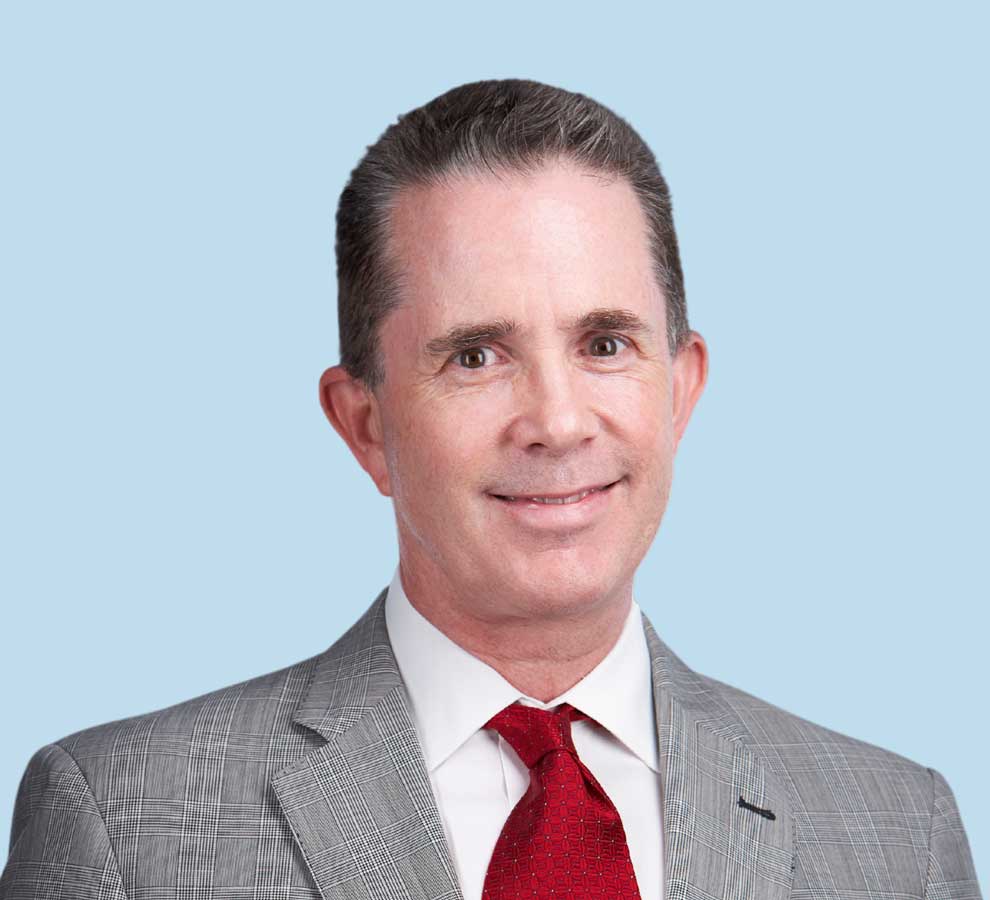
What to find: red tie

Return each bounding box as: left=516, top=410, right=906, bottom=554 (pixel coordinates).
left=481, top=701, right=644, bottom=899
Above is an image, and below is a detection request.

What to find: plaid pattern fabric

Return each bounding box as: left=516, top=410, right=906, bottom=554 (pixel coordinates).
left=1, top=587, right=981, bottom=899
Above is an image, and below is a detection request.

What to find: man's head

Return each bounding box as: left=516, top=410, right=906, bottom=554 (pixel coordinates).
left=334, top=79, right=690, bottom=390
left=321, top=79, right=707, bottom=630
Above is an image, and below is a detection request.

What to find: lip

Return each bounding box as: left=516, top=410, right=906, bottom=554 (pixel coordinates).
left=488, top=480, right=619, bottom=501
left=486, top=478, right=623, bottom=530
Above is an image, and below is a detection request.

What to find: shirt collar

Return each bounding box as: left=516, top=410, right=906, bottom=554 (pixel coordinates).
left=384, top=564, right=659, bottom=774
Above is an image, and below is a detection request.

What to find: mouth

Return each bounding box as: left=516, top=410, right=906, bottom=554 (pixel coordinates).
left=488, top=479, right=622, bottom=506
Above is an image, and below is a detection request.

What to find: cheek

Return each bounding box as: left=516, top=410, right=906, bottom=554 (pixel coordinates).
left=600, top=377, right=672, bottom=452
left=389, top=402, right=489, bottom=502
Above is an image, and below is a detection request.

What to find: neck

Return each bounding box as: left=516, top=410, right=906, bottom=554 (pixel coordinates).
left=398, top=560, right=633, bottom=703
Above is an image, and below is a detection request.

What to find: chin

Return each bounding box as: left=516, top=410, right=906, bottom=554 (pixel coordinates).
left=498, top=555, right=626, bottom=614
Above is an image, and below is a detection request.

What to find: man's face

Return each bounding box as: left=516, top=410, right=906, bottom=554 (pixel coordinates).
left=327, top=160, right=706, bottom=625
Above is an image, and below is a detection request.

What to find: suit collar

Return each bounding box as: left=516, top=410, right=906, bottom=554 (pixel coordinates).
left=273, top=588, right=795, bottom=900
left=289, top=587, right=403, bottom=741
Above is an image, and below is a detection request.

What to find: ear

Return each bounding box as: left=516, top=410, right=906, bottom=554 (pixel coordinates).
left=670, top=330, right=708, bottom=449
left=319, top=365, right=392, bottom=496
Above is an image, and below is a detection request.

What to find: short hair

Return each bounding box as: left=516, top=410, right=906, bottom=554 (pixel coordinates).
left=335, top=78, right=689, bottom=390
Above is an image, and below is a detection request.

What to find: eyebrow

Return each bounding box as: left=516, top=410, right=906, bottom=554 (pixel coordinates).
left=423, top=308, right=655, bottom=358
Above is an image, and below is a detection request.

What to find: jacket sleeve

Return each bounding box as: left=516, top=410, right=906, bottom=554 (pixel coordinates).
left=0, top=743, right=128, bottom=900
left=924, top=767, right=982, bottom=900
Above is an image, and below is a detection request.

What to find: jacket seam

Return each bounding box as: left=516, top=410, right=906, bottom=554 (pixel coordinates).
left=921, top=766, right=937, bottom=900
left=53, top=741, right=130, bottom=900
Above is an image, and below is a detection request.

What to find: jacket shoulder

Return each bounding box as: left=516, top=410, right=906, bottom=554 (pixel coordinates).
left=700, top=676, right=935, bottom=808
left=701, top=676, right=931, bottom=768
left=2, top=742, right=129, bottom=896
left=644, top=612, right=934, bottom=785
left=52, top=651, right=325, bottom=785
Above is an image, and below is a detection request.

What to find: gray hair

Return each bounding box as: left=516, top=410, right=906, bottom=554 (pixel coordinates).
left=335, top=78, right=689, bottom=390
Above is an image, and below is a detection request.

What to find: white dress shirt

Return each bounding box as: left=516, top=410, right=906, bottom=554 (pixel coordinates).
left=384, top=566, right=664, bottom=900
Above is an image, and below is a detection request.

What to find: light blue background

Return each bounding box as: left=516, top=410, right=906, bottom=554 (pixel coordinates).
left=1, top=0, right=985, bottom=887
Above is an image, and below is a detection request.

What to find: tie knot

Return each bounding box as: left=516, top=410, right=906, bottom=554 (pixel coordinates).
left=484, top=701, right=588, bottom=769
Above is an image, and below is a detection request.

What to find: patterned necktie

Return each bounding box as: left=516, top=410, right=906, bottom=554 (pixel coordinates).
left=481, top=701, right=643, bottom=899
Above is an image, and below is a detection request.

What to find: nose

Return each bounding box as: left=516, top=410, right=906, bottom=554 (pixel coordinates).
left=506, top=357, right=601, bottom=455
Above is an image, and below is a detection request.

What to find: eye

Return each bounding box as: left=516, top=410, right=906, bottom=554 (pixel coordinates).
left=587, top=334, right=629, bottom=357
left=457, top=346, right=495, bottom=369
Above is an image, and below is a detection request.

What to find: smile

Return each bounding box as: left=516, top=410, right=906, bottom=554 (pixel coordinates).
left=489, top=480, right=621, bottom=505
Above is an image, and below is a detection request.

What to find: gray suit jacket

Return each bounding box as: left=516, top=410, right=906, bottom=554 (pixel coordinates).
left=1, top=588, right=981, bottom=899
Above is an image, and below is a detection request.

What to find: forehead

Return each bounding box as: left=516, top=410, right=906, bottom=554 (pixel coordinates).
left=384, top=160, right=664, bottom=336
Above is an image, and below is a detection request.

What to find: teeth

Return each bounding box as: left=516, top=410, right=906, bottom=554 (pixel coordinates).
left=496, top=484, right=616, bottom=505
left=524, top=488, right=596, bottom=505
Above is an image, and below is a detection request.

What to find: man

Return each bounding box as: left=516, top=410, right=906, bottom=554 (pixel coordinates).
left=1, top=79, right=980, bottom=900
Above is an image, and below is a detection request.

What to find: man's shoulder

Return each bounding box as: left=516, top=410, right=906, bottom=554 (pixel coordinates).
left=696, top=666, right=934, bottom=787
left=27, top=592, right=391, bottom=799
left=646, top=615, right=932, bottom=788
left=53, top=591, right=391, bottom=760
left=49, top=650, right=326, bottom=783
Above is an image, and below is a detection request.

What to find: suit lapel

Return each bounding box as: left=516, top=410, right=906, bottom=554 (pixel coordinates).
left=272, top=588, right=794, bottom=900
left=643, top=614, right=795, bottom=900
left=271, top=589, right=463, bottom=900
